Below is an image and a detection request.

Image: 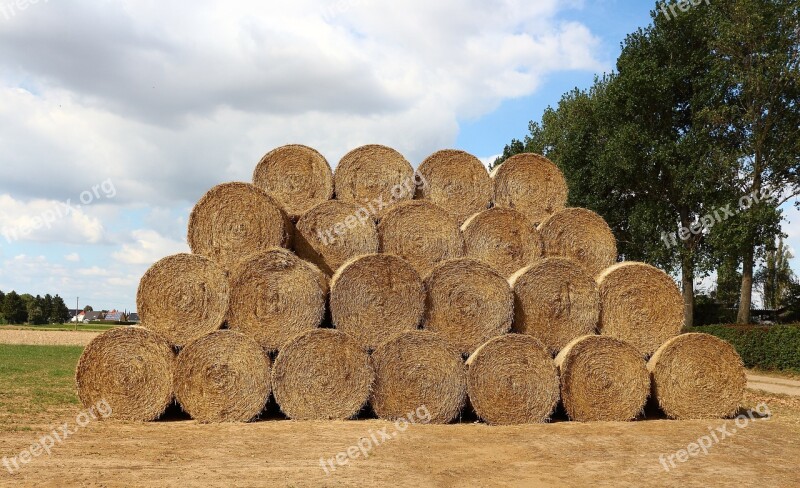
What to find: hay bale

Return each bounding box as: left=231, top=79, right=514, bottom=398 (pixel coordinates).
left=371, top=330, right=466, bottom=423
left=272, top=329, right=373, bottom=420
left=423, top=258, right=513, bottom=355
left=597, top=262, right=684, bottom=357
left=378, top=201, right=465, bottom=276
left=188, top=182, right=291, bottom=271
left=491, top=153, right=568, bottom=224
left=461, top=207, right=542, bottom=278
left=416, top=149, right=492, bottom=224
left=75, top=327, right=174, bottom=421
left=554, top=335, right=650, bottom=421
left=294, top=200, right=379, bottom=275
left=537, top=207, right=617, bottom=277
left=330, top=254, right=424, bottom=350
left=648, top=333, right=746, bottom=419
left=137, top=253, right=229, bottom=347
left=226, top=248, right=328, bottom=352
left=174, top=330, right=271, bottom=423
left=510, top=257, right=600, bottom=355
left=466, top=334, right=560, bottom=425
left=252, top=144, right=334, bottom=220
left=333, top=144, right=416, bottom=220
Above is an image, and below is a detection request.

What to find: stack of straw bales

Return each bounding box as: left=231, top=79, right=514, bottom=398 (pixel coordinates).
left=76, top=146, right=746, bottom=425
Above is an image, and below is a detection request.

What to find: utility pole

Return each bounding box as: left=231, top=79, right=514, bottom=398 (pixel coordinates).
left=75, top=297, right=79, bottom=331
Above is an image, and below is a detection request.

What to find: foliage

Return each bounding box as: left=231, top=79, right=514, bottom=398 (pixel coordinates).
left=700, top=324, right=800, bottom=372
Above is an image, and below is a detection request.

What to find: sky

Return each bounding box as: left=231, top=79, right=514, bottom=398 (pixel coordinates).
left=0, top=0, right=797, bottom=312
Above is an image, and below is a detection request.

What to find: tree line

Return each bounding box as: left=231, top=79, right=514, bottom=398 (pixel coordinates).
left=493, top=0, right=799, bottom=325
left=0, top=290, right=72, bottom=325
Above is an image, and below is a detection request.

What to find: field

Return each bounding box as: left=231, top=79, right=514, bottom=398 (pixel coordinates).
left=1, top=343, right=799, bottom=487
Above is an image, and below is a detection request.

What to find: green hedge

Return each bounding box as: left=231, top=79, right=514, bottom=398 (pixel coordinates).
left=696, top=324, right=800, bottom=372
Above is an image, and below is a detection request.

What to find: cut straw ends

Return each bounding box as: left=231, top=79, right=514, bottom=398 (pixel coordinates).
left=272, top=329, right=373, bottom=420
left=423, top=258, right=513, bottom=355
left=371, top=330, right=467, bottom=423
left=466, top=334, right=560, bottom=425
left=75, top=327, right=175, bottom=422
left=555, top=335, right=650, bottom=422
left=648, top=333, right=746, bottom=420
left=491, top=153, right=568, bottom=225
left=137, top=253, right=229, bottom=347
left=252, top=144, right=334, bottom=220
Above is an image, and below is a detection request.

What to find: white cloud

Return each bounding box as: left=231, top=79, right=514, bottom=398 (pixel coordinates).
left=0, top=194, right=107, bottom=245
left=0, top=0, right=605, bottom=206
left=112, top=229, right=189, bottom=266
left=64, top=252, right=80, bottom=262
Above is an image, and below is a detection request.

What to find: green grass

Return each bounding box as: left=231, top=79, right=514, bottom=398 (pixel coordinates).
left=0, top=324, right=119, bottom=332
left=0, top=344, right=84, bottom=414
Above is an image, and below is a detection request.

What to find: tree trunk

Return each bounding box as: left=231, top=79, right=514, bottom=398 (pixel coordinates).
left=737, top=247, right=754, bottom=324
left=681, top=252, right=695, bottom=328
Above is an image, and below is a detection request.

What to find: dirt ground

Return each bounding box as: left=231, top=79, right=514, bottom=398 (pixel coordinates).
left=1, top=391, right=799, bottom=488
left=746, top=374, right=800, bottom=396
left=0, top=329, right=99, bottom=347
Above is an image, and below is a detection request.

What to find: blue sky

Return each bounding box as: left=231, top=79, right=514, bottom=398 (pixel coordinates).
left=0, top=0, right=796, bottom=312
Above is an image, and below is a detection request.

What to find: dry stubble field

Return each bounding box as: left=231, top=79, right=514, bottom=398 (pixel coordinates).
left=0, top=332, right=799, bottom=487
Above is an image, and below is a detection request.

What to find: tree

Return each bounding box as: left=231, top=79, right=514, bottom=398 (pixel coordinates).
left=493, top=4, right=737, bottom=327
left=704, top=0, right=800, bottom=323
left=2, top=291, right=28, bottom=324
left=0, top=289, right=4, bottom=323
left=756, top=238, right=796, bottom=309
left=27, top=295, right=46, bottom=325
left=83, top=305, right=94, bottom=312
left=51, top=295, right=71, bottom=324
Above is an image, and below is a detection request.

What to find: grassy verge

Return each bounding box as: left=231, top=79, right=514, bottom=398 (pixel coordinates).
left=0, top=344, right=84, bottom=432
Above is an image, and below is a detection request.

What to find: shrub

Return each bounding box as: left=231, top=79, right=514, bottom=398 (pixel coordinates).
left=697, top=324, right=800, bottom=372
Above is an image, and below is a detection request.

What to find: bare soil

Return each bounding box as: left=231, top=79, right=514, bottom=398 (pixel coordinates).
left=0, top=330, right=99, bottom=347
left=1, top=390, right=798, bottom=488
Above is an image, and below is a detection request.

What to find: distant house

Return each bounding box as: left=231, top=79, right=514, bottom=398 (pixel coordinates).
left=70, top=311, right=85, bottom=323
left=127, top=313, right=140, bottom=323
left=105, top=310, right=123, bottom=321
left=82, top=311, right=103, bottom=323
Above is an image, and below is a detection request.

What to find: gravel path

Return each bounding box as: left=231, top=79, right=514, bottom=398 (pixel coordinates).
left=0, top=329, right=100, bottom=346
left=747, top=374, right=800, bottom=397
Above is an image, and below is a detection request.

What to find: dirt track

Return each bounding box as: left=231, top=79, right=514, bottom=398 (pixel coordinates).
left=1, top=410, right=798, bottom=488
left=746, top=374, right=800, bottom=397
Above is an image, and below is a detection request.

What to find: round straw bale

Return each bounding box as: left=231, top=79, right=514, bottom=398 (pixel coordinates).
left=466, top=334, right=560, bottom=425
left=510, top=258, right=600, bottom=355
left=137, top=253, right=229, bottom=347
left=423, top=258, right=513, bottom=355
left=371, top=330, right=467, bottom=423
left=537, top=207, right=617, bottom=277
left=174, top=330, right=271, bottom=423
left=272, top=329, right=373, bottom=420
left=647, top=333, right=746, bottom=419
left=330, top=254, right=424, bottom=350
left=597, top=262, right=684, bottom=357
left=226, top=248, right=328, bottom=352
left=416, top=149, right=492, bottom=225
left=378, top=200, right=465, bottom=276
left=554, top=335, right=650, bottom=421
left=461, top=207, right=542, bottom=278
left=491, top=153, right=568, bottom=224
left=188, top=182, right=291, bottom=271
left=334, top=144, right=416, bottom=219
left=75, top=327, right=174, bottom=422
left=294, top=200, right=379, bottom=275
left=252, top=144, right=334, bottom=220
